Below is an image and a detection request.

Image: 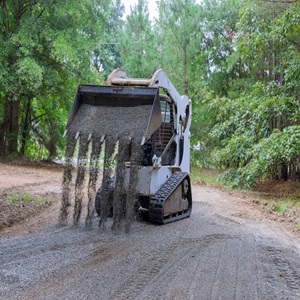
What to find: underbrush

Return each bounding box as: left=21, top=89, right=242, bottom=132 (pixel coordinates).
left=192, top=166, right=300, bottom=232
left=253, top=180, right=300, bottom=226
left=0, top=191, right=51, bottom=230
left=191, top=167, right=222, bottom=186
left=0, top=157, right=63, bottom=169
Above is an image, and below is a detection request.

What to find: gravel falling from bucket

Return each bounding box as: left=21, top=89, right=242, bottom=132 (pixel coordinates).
left=60, top=103, right=153, bottom=232
left=85, top=138, right=103, bottom=228
left=125, top=138, right=144, bottom=233
left=99, top=136, right=117, bottom=229
left=73, top=136, right=89, bottom=226
left=112, top=136, right=131, bottom=232
left=59, top=135, right=77, bottom=225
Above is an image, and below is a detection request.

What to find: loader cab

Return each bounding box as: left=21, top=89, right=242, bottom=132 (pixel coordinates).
left=153, top=95, right=176, bottom=165
left=160, top=96, right=173, bottom=123
left=141, top=94, right=177, bottom=167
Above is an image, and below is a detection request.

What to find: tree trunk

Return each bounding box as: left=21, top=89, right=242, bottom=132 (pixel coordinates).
left=6, top=99, right=20, bottom=154
left=20, top=99, right=31, bottom=156
left=0, top=123, right=6, bottom=156
left=0, top=96, right=8, bottom=156
left=279, top=163, right=288, bottom=181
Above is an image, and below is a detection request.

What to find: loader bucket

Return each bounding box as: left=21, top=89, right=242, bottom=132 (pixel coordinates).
left=66, top=85, right=161, bottom=144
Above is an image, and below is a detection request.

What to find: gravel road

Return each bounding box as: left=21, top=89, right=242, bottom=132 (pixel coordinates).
left=0, top=165, right=300, bottom=300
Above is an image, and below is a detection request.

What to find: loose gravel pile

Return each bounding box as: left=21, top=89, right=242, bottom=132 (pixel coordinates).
left=60, top=103, right=152, bottom=232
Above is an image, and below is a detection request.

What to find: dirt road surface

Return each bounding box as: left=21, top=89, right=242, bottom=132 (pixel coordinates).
left=0, top=163, right=300, bottom=300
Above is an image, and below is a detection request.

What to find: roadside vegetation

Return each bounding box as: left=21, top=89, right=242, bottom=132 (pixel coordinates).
left=191, top=167, right=222, bottom=186
left=1, top=0, right=300, bottom=225
left=0, top=190, right=49, bottom=229
left=191, top=166, right=300, bottom=233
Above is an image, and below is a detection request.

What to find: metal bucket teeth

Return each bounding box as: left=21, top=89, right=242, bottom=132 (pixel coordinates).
left=101, top=135, right=106, bottom=142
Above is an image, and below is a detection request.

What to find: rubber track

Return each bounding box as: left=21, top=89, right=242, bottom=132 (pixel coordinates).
left=149, top=172, right=192, bottom=224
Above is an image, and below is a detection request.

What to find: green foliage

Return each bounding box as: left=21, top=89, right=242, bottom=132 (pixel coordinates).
left=37, top=198, right=46, bottom=206
left=6, top=192, right=32, bottom=204
left=191, top=167, right=221, bottom=186
left=189, top=0, right=245, bottom=169
left=219, top=125, right=300, bottom=188
left=208, top=0, right=300, bottom=188
left=6, top=193, right=19, bottom=203
left=0, top=0, right=110, bottom=158
left=94, top=0, right=125, bottom=77
left=210, top=80, right=300, bottom=188
left=191, top=0, right=245, bottom=96
left=274, top=202, right=286, bottom=214
left=190, top=89, right=218, bottom=168
left=156, top=0, right=202, bottom=94
left=22, top=192, right=32, bottom=203
left=118, top=0, right=158, bottom=78
left=274, top=200, right=293, bottom=214
left=271, top=2, right=300, bottom=99
left=16, top=58, right=44, bottom=92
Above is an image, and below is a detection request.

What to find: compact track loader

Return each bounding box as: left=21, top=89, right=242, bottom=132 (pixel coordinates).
left=65, top=69, right=192, bottom=225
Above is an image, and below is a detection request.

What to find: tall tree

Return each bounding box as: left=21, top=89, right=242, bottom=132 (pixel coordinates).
left=187, top=0, right=244, bottom=166
left=118, top=0, right=158, bottom=78
left=93, top=0, right=125, bottom=77
left=190, top=0, right=244, bottom=97
left=206, top=0, right=300, bottom=186
left=156, top=0, right=202, bottom=94
left=0, top=0, right=109, bottom=157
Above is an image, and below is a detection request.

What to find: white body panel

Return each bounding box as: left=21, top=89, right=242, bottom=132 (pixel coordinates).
left=125, top=166, right=174, bottom=196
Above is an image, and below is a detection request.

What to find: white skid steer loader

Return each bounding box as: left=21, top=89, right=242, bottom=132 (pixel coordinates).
left=65, top=69, right=192, bottom=225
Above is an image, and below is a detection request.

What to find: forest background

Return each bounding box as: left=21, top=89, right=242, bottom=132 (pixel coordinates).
left=1, top=0, right=300, bottom=189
